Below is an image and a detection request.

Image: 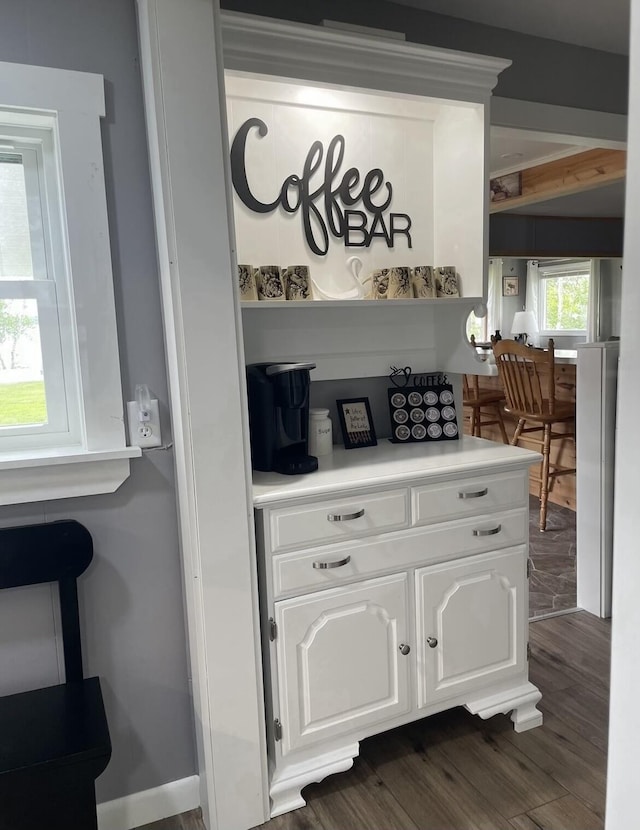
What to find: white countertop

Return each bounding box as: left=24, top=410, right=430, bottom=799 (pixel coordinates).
left=475, top=347, right=578, bottom=366
left=553, top=349, right=578, bottom=364
left=252, top=435, right=541, bottom=506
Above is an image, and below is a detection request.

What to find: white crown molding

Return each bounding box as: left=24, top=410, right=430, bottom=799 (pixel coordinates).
left=220, top=11, right=511, bottom=103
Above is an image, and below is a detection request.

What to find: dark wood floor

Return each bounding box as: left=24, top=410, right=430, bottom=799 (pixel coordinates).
left=137, top=611, right=609, bottom=830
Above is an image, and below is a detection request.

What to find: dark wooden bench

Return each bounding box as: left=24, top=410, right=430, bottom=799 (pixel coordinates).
left=0, top=521, right=111, bottom=830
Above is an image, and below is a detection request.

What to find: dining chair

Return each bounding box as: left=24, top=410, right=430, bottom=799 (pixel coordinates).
left=492, top=337, right=575, bottom=531
left=462, top=373, right=509, bottom=443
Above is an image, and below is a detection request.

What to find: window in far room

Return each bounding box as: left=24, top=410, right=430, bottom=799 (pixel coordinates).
left=537, top=260, right=591, bottom=335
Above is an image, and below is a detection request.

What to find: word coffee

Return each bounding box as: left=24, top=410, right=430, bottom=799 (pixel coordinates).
left=230, top=117, right=413, bottom=256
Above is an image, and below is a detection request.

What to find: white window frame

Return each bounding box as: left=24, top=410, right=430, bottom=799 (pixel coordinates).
left=0, top=60, right=140, bottom=504
left=0, top=128, right=82, bottom=449
left=537, top=259, right=592, bottom=337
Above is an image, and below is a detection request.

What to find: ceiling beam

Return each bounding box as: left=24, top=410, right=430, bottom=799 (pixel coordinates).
left=489, top=148, right=626, bottom=213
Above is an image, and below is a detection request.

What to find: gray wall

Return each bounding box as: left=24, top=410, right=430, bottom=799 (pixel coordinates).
left=221, top=0, right=629, bottom=114
left=0, top=0, right=194, bottom=802
left=490, top=215, right=625, bottom=258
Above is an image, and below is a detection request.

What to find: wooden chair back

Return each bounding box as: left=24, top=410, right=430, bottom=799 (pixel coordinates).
left=0, top=520, right=93, bottom=683
left=462, top=373, right=481, bottom=402
left=492, top=338, right=557, bottom=417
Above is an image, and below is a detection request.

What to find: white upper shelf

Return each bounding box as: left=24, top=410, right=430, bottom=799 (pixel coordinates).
left=240, top=297, right=483, bottom=309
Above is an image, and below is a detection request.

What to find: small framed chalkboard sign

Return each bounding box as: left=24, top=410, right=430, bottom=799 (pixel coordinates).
left=336, top=397, right=377, bottom=450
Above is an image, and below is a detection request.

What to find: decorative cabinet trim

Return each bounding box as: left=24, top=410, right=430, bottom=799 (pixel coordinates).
left=221, top=11, right=511, bottom=103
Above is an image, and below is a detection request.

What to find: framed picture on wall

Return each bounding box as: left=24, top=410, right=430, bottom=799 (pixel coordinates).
left=336, top=398, right=377, bottom=449
left=502, top=276, right=520, bottom=297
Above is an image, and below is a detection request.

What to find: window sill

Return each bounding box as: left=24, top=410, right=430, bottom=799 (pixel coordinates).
left=0, top=446, right=142, bottom=505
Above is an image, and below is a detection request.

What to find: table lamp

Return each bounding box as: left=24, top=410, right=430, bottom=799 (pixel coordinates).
left=511, top=310, right=538, bottom=345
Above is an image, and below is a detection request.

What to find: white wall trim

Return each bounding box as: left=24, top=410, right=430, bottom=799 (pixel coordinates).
left=97, top=776, right=199, bottom=830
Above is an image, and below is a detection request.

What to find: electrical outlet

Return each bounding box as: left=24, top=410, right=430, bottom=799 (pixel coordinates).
left=127, top=398, right=162, bottom=448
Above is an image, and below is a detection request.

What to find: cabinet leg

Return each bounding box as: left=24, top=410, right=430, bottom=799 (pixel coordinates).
left=270, top=741, right=359, bottom=818
left=511, top=700, right=544, bottom=732
left=465, top=681, right=543, bottom=733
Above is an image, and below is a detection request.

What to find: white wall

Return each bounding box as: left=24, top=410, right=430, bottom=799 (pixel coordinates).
left=606, top=2, right=640, bottom=826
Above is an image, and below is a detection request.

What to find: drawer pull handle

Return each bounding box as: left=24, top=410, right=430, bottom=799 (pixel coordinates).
left=472, top=524, right=502, bottom=537
left=313, top=555, right=351, bottom=570
left=427, top=637, right=438, bottom=649
left=327, top=508, right=365, bottom=523
left=399, top=643, right=411, bottom=655
left=458, top=487, right=488, bottom=500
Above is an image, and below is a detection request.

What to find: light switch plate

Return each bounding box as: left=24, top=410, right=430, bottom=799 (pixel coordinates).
left=127, top=398, right=162, bottom=448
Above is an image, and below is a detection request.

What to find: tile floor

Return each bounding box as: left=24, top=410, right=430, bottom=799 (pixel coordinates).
left=528, top=495, right=577, bottom=618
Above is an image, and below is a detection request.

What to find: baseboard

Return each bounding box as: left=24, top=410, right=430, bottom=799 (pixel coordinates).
left=97, top=775, right=200, bottom=830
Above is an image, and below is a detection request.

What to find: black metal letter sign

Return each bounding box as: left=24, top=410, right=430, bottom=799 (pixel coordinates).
left=230, top=118, right=412, bottom=256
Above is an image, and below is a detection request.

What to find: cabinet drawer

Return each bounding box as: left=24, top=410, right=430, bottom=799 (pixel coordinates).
left=267, top=489, right=409, bottom=553
left=272, top=508, right=528, bottom=597
left=412, top=471, right=528, bottom=526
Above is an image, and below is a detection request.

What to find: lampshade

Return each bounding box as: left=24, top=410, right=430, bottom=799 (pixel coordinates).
left=511, top=310, right=538, bottom=335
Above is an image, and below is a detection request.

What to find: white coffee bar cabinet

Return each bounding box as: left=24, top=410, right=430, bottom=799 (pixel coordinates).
left=253, top=436, right=542, bottom=817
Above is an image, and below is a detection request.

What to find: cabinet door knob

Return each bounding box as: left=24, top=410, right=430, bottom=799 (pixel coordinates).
left=472, top=524, right=502, bottom=537
left=458, top=487, right=488, bottom=499
left=312, top=555, right=351, bottom=570
left=427, top=636, right=438, bottom=648
left=327, top=508, right=365, bottom=522
left=398, top=643, right=411, bottom=655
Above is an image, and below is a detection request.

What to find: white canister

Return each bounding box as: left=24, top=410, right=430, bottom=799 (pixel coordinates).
left=308, top=408, right=333, bottom=456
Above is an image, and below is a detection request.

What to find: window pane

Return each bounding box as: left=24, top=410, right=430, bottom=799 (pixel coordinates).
left=543, top=274, right=589, bottom=331
left=0, top=299, right=46, bottom=426
left=0, top=155, right=34, bottom=279
left=466, top=311, right=486, bottom=342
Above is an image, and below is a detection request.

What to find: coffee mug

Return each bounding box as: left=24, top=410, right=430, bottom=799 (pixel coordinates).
left=369, top=268, right=390, bottom=300
left=238, top=264, right=258, bottom=301
left=435, top=266, right=460, bottom=298
left=282, top=265, right=313, bottom=301
left=255, top=265, right=286, bottom=301
left=412, top=266, right=437, bottom=299
left=369, top=267, right=412, bottom=299
left=387, top=267, right=412, bottom=299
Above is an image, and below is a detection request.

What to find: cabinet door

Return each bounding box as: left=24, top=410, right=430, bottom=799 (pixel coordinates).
left=274, top=573, right=410, bottom=755
left=416, top=546, right=526, bottom=708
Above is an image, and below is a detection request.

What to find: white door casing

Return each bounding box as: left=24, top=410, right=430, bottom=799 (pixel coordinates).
left=135, top=1, right=268, bottom=828
left=275, top=573, right=411, bottom=754
left=416, top=547, right=526, bottom=706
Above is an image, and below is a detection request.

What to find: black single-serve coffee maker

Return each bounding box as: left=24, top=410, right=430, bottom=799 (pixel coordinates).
left=246, top=362, right=318, bottom=475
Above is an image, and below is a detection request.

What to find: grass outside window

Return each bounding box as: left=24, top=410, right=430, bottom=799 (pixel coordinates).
left=0, top=381, right=46, bottom=426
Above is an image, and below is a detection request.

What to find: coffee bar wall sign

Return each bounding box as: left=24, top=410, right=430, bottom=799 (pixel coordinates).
left=231, top=118, right=413, bottom=255
left=225, top=74, right=436, bottom=300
